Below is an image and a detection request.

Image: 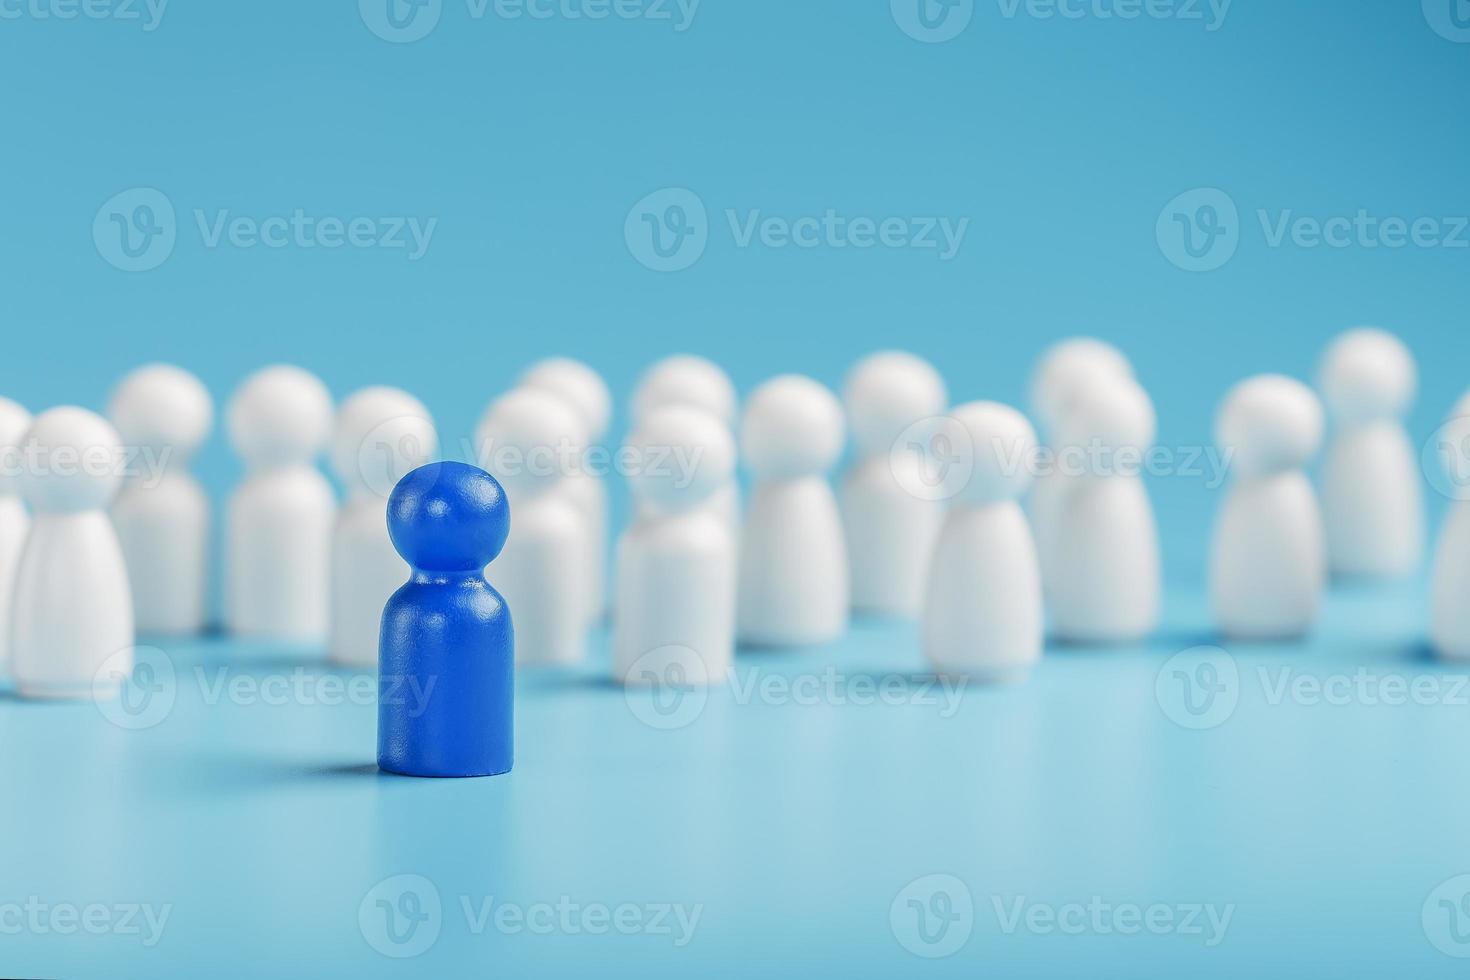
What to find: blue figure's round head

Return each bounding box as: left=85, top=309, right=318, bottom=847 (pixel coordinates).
left=388, top=461, right=510, bottom=571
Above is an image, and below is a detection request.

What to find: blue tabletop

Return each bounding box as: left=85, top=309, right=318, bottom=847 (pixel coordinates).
left=1, top=574, right=1467, bottom=978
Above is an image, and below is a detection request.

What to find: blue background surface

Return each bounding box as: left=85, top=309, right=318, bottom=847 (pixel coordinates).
left=1, top=1, right=1468, bottom=975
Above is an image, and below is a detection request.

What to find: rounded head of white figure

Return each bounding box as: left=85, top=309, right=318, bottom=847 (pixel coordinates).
left=332, top=386, right=437, bottom=499
left=1056, top=375, right=1156, bottom=460
left=1217, top=374, right=1324, bottom=478
left=627, top=405, right=736, bottom=514
left=521, top=357, right=611, bottom=444
left=843, top=351, right=948, bottom=458
left=632, top=355, right=737, bottom=428
left=951, top=401, right=1036, bottom=506
left=1029, top=338, right=1132, bottom=436
left=0, top=397, right=33, bottom=495
left=227, top=365, right=333, bottom=469
left=19, top=407, right=126, bottom=514
left=1317, top=327, right=1416, bottom=425
left=740, top=375, right=844, bottom=480
left=108, top=363, right=213, bottom=463
left=476, top=387, right=587, bottom=501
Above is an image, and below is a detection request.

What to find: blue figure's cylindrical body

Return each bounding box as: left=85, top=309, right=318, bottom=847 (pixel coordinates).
left=377, top=461, right=514, bottom=778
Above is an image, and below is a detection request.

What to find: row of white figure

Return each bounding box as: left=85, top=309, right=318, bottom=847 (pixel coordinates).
left=0, top=329, right=1464, bottom=698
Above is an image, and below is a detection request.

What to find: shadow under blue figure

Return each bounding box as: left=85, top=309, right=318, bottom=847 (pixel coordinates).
left=378, top=461, right=514, bottom=778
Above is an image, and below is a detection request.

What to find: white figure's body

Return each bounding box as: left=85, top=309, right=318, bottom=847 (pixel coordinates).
left=10, top=408, right=134, bottom=699
left=522, top=358, right=612, bottom=622
left=737, top=375, right=848, bottom=647
left=478, top=387, right=589, bottom=667
left=922, top=402, right=1043, bottom=681
left=631, top=355, right=741, bottom=529
left=108, top=364, right=213, bottom=634
left=1211, top=375, right=1326, bottom=639
left=225, top=366, right=336, bottom=642
left=614, top=406, right=737, bottom=686
left=329, top=387, right=437, bottom=668
left=1027, top=338, right=1133, bottom=601
left=1048, top=377, right=1161, bottom=642
left=1317, top=328, right=1424, bottom=578
left=840, top=351, right=948, bottom=618
left=1431, top=395, right=1470, bottom=659
left=0, top=398, right=33, bottom=672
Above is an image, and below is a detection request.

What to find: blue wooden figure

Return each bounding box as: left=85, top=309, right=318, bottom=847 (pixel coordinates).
left=377, top=461, right=514, bottom=777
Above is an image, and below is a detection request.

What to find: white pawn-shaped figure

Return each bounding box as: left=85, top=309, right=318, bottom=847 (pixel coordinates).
left=1317, top=328, right=1424, bottom=578
left=522, top=358, right=612, bottom=622
left=923, top=402, right=1042, bottom=681
left=1048, top=376, right=1161, bottom=642
left=613, top=406, right=737, bottom=686
left=1211, top=375, right=1326, bottom=639
left=477, top=388, right=589, bottom=666
left=226, top=366, right=336, bottom=641
left=108, top=365, right=213, bottom=635
left=11, top=408, right=134, bottom=698
left=329, top=387, right=437, bottom=668
left=737, top=375, right=848, bottom=647
left=1430, top=393, right=1470, bottom=660
left=0, top=398, right=32, bottom=672
left=631, top=354, right=741, bottom=529
left=1028, top=338, right=1133, bottom=598
left=840, top=351, right=948, bottom=619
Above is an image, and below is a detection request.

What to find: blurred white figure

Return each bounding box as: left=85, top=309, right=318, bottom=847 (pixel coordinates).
left=1211, top=375, right=1326, bottom=639
left=737, top=375, right=848, bottom=647
left=522, top=358, right=612, bottom=621
left=225, top=366, right=336, bottom=642
left=1317, top=328, right=1424, bottom=578
left=631, top=354, right=740, bottom=529
left=329, top=387, right=437, bottom=668
left=840, top=351, right=948, bottom=619
left=922, top=402, right=1042, bottom=681
left=1027, top=338, right=1133, bottom=599
left=10, top=408, right=133, bottom=698
left=0, top=397, right=33, bottom=672
left=1048, top=376, right=1161, bottom=643
left=477, top=388, right=589, bottom=666
left=1431, top=393, right=1470, bottom=660
left=613, top=406, right=737, bottom=686
left=108, top=364, right=213, bottom=635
